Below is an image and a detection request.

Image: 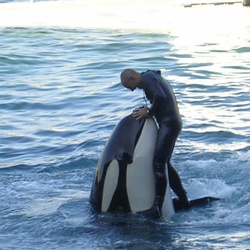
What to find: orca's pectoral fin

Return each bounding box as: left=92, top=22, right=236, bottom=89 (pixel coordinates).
left=190, top=196, right=220, bottom=207
left=173, top=196, right=221, bottom=211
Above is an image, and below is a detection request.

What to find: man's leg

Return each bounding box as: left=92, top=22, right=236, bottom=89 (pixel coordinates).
left=168, top=163, right=190, bottom=208
left=137, top=126, right=170, bottom=218
left=145, top=124, right=178, bottom=217
left=137, top=161, right=166, bottom=218
left=152, top=161, right=167, bottom=213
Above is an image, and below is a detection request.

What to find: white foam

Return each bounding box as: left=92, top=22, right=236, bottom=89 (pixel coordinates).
left=237, top=150, right=250, bottom=162
left=188, top=178, right=236, bottom=199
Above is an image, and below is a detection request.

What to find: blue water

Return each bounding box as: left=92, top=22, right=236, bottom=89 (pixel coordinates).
left=1, top=1, right=250, bottom=249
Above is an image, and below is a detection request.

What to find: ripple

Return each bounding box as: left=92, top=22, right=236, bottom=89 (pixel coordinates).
left=0, top=17, right=249, bottom=250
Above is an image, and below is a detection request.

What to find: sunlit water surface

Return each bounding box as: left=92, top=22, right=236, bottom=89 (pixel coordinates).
left=0, top=1, right=250, bottom=249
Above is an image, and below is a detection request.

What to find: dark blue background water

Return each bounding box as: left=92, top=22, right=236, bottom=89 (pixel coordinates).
left=0, top=1, right=250, bottom=249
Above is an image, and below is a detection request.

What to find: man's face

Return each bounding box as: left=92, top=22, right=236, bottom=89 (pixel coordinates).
left=122, top=76, right=136, bottom=91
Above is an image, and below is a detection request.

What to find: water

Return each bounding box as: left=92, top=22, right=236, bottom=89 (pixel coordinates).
left=0, top=1, right=250, bottom=249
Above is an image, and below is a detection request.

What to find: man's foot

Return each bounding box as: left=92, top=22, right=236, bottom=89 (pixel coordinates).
left=137, top=204, right=162, bottom=219
left=173, top=198, right=191, bottom=211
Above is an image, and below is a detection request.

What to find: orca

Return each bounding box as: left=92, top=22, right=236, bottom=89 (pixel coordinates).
left=89, top=114, right=220, bottom=219
left=89, top=114, right=174, bottom=220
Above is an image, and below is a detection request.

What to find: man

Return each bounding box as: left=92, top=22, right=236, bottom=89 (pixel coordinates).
left=120, top=69, right=190, bottom=218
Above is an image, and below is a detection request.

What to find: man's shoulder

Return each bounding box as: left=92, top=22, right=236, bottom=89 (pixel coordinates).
left=142, top=70, right=161, bottom=82
left=142, top=70, right=161, bottom=77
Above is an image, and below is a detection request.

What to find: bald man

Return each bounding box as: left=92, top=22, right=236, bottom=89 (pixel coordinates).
left=120, top=69, right=190, bottom=218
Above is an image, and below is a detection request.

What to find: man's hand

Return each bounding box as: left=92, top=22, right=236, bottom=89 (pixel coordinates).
left=132, top=105, right=148, bottom=120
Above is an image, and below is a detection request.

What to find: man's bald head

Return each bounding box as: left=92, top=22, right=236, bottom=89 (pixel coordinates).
left=120, top=69, right=141, bottom=91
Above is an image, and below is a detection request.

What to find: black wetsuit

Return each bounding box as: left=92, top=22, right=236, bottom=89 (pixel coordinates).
left=139, top=70, right=186, bottom=209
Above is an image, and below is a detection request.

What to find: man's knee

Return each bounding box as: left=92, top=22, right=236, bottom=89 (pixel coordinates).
left=153, top=161, right=165, bottom=178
